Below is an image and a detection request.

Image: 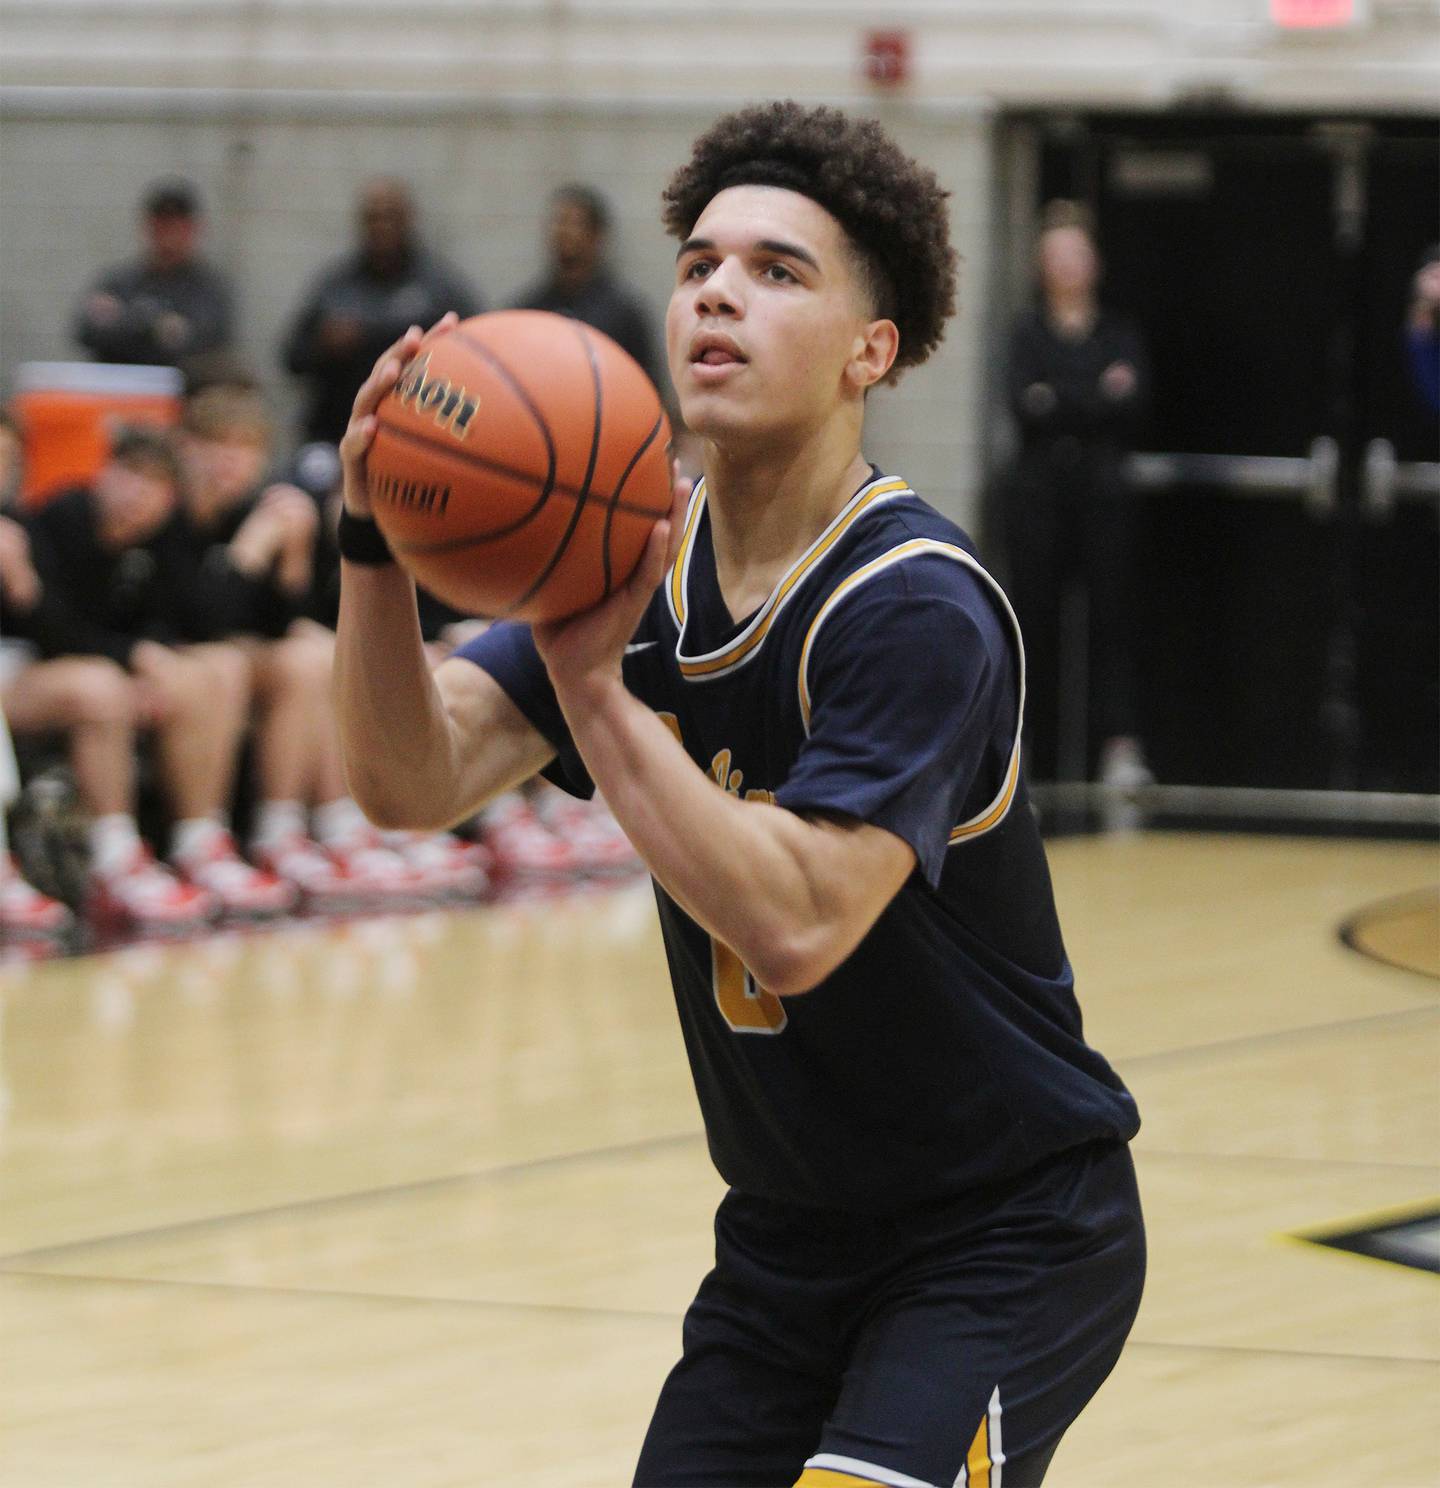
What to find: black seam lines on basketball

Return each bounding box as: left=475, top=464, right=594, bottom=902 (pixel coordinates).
left=602, top=412, right=666, bottom=600
left=379, top=328, right=560, bottom=555
left=502, top=322, right=606, bottom=618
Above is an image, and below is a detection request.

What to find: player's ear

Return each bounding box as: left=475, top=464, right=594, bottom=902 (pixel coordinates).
left=846, top=318, right=899, bottom=393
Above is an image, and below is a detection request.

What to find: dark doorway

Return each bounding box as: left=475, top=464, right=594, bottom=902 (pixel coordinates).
left=998, top=110, right=1438, bottom=796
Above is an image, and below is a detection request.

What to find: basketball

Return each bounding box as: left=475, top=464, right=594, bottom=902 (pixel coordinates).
left=367, top=310, right=672, bottom=621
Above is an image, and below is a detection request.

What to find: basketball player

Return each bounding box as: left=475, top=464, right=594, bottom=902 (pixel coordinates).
left=334, top=102, right=1144, bottom=1487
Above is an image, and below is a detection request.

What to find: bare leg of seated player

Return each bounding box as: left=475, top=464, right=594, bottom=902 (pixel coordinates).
left=2, top=656, right=211, bottom=932
left=132, top=640, right=295, bottom=920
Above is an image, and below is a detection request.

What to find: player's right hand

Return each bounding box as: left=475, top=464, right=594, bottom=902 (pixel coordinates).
left=339, top=312, right=460, bottom=518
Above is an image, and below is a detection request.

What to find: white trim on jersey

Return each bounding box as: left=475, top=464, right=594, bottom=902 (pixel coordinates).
left=795, top=540, right=1027, bottom=849
left=805, top=1452, right=940, bottom=1488
left=666, top=473, right=913, bottom=682
left=951, top=1386, right=1005, bottom=1487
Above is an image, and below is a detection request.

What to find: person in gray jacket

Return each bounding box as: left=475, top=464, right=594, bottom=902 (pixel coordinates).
left=281, top=178, right=484, bottom=444
left=72, top=178, right=236, bottom=377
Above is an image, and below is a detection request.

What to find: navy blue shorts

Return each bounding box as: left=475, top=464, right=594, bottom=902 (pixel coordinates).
left=633, top=1139, right=1144, bottom=1488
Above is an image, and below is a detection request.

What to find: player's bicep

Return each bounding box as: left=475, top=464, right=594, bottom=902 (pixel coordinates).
left=433, top=655, right=555, bottom=824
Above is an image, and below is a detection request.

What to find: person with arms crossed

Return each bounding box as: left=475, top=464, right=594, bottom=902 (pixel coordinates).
left=334, top=102, right=1144, bottom=1488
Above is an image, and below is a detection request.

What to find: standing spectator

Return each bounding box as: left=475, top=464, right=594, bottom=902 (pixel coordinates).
left=994, top=200, right=1151, bottom=809
left=513, top=184, right=663, bottom=389
left=1405, top=244, right=1440, bottom=415
left=3, top=428, right=290, bottom=930
left=72, top=179, right=235, bottom=377
left=506, top=184, right=659, bottom=878
left=281, top=178, right=483, bottom=443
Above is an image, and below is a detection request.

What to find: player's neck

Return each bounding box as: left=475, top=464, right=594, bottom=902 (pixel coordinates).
left=703, top=428, right=872, bottom=625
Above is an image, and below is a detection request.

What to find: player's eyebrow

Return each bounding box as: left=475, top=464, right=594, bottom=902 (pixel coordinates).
left=676, top=235, right=821, bottom=273
left=755, top=238, right=821, bottom=272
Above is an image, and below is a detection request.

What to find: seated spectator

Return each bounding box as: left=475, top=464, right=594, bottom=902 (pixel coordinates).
left=0, top=512, right=74, bottom=944
left=1, top=427, right=288, bottom=931
left=281, top=179, right=483, bottom=444
left=71, top=179, right=235, bottom=379
left=173, top=391, right=485, bottom=905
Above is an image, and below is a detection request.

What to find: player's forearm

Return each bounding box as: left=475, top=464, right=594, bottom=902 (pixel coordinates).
left=555, top=676, right=852, bottom=995
left=333, top=562, right=463, bottom=829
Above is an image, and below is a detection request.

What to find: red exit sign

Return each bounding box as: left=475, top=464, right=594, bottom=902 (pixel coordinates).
left=1270, top=0, right=1366, bottom=28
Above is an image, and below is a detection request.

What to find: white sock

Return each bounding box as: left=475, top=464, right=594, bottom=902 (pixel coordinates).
left=89, top=813, right=143, bottom=878
left=170, top=816, right=226, bottom=864
left=313, top=796, right=368, bottom=848
left=252, top=799, right=307, bottom=850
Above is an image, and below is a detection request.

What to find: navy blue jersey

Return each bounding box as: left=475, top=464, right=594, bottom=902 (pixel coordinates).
left=458, top=471, right=1139, bottom=1211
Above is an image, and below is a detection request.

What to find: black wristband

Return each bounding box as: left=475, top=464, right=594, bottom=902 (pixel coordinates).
left=337, top=507, right=395, bottom=566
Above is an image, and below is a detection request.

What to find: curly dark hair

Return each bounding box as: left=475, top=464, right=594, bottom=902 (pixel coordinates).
left=662, top=101, right=958, bottom=378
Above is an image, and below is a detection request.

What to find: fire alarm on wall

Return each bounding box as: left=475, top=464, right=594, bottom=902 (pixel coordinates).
left=863, top=30, right=911, bottom=87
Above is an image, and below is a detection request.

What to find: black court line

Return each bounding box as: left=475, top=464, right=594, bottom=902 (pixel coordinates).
left=0, top=1128, right=706, bottom=1269
left=1119, top=1002, right=1440, bottom=1070
left=6, top=1270, right=1436, bottom=1371
left=1337, top=887, right=1440, bottom=985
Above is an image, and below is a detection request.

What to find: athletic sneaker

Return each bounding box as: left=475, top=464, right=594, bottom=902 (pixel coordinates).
left=173, top=831, right=297, bottom=920
left=1098, top=738, right=1154, bottom=834
left=382, top=831, right=491, bottom=902
left=535, top=791, right=641, bottom=876
left=252, top=833, right=358, bottom=913
left=89, top=846, right=216, bottom=934
left=0, top=855, right=73, bottom=942
left=480, top=793, right=581, bottom=879
left=323, top=829, right=438, bottom=907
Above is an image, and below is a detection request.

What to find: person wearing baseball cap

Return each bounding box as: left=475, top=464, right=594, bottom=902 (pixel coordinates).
left=72, top=177, right=236, bottom=376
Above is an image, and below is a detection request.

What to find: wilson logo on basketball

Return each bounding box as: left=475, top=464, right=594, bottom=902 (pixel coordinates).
left=393, top=352, right=481, bottom=442
left=371, top=472, right=451, bottom=518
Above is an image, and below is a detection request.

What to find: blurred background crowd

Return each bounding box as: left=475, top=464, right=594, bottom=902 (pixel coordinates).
left=0, top=177, right=662, bottom=951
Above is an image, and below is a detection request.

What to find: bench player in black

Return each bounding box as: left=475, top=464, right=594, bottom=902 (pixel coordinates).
left=334, top=101, right=1144, bottom=1488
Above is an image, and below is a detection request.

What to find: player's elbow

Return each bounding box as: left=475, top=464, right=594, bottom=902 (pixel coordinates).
left=746, top=926, right=843, bottom=999
left=346, top=774, right=451, bottom=834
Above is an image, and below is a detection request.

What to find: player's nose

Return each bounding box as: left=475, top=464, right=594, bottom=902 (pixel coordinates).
left=694, top=258, right=744, bottom=317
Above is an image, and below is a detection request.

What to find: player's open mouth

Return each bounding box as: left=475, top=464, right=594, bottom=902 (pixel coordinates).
left=689, top=332, right=747, bottom=369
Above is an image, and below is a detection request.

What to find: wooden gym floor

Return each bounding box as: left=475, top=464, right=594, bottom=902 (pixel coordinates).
left=1, top=832, right=1437, bottom=1487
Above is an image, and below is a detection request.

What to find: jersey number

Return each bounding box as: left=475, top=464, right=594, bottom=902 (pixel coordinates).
left=711, top=939, right=788, bottom=1035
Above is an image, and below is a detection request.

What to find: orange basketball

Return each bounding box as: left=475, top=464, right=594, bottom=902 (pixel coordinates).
left=367, top=310, right=672, bottom=622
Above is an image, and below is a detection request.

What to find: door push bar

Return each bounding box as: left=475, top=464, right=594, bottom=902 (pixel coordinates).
left=1124, top=438, right=1339, bottom=516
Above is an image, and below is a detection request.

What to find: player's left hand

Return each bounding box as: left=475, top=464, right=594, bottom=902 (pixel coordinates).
left=532, top=466, right=690, bottom=696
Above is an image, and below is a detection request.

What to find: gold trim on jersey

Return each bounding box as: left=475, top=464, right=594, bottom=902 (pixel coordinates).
left=666, top=475, right=914, bottom=680
left=666, top=478, right=708, bottom=631
left=796, top=540, right=1026, bottom=851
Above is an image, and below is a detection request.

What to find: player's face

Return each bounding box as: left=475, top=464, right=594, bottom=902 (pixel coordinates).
left=666, top=186, right=885, bottom=445
left=1037, top=226, right=1099, bottom=298
left=182, top=432, right=268, bottom=510
left=95, top=460, right=177, bottom=548
left=144, top=212, right=198, bottom=271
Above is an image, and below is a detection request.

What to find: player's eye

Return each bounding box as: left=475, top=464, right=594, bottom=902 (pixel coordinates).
left=762, top=262, right=797, bottom=284
left=683, top=259, right=714, bottom=281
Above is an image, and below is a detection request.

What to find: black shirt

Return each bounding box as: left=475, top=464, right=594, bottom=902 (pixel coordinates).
left=282, top=247, right=484, bottom=442
left=513, top=270, right=662, bottom=390
left=7, top=487, right=175, bottom=666
left=1007, top=307, right=1148, bottom=456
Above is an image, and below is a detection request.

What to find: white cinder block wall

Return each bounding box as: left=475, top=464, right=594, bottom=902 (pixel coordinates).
left=1, top=0, right=1436, bottom=530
